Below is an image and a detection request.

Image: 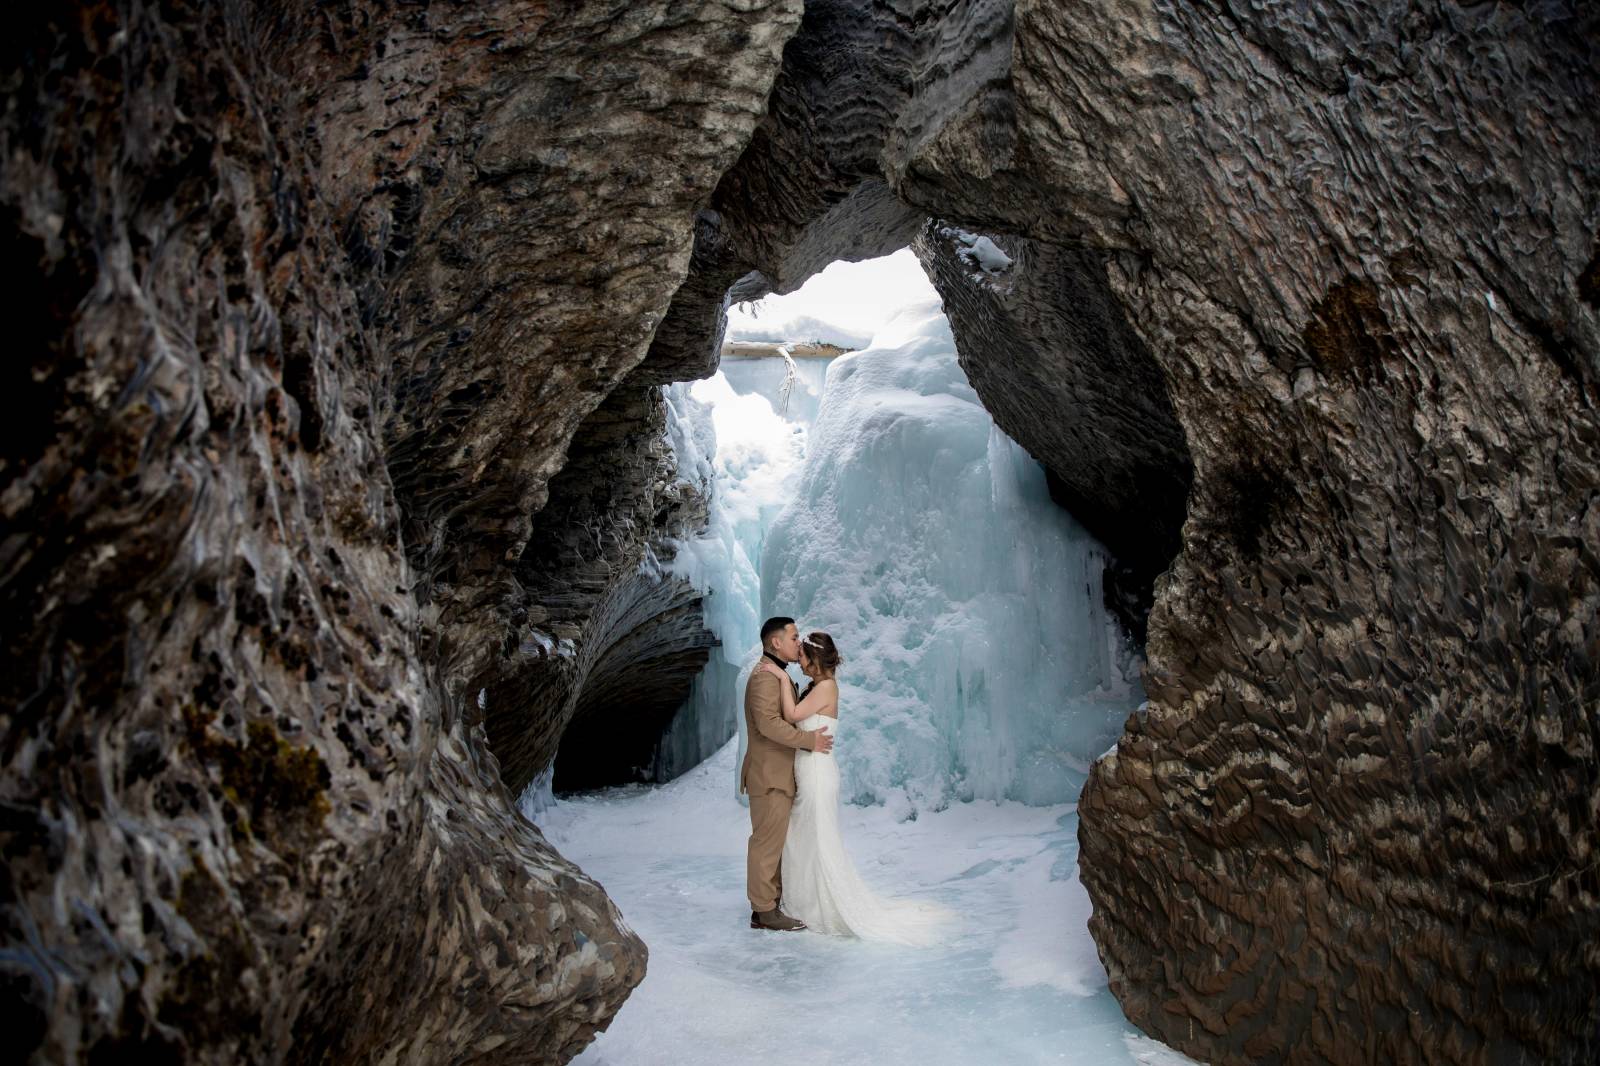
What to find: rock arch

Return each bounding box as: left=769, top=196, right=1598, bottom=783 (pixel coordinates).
left=3, top=2, right=1596, bottom=1064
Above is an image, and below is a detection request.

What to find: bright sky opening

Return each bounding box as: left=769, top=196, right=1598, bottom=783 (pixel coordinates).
left=725, top=248, right=940, bottom=349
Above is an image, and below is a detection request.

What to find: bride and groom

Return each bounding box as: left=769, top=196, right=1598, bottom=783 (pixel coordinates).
left=740, top=616, right=949, bottom=944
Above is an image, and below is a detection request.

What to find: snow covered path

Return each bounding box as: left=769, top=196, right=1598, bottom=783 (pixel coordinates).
left=535, top=741, right=1200, bottom=1066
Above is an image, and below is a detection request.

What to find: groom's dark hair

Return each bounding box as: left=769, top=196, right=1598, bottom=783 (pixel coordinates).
left=759, top=616, right=794, bottom=648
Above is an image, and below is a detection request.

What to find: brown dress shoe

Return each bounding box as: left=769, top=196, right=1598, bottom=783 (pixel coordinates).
left=750, top=907, right=807, bottom=931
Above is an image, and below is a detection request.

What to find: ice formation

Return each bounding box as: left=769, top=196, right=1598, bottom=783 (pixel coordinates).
left=719, top=352, right=834, bottom=428
left=562, top=259, right=1169, bottom=1062
left=659, top=255, right=1140, bottom=812
left=761, top=298, right=1142, bottom=811
left=654, top=357, right=834, bottom=782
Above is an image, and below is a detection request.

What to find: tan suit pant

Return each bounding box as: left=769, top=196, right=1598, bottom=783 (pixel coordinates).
left=746, top=788, right=793, bottom=911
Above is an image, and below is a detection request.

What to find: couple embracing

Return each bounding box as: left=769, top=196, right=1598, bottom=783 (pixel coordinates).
left=740, top=617, right=950, bottom=944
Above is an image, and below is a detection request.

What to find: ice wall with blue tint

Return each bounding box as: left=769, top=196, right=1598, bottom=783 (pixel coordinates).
left=654, top=358, right=835, bottom=784
left=761, top=299, right=1143, bottom=813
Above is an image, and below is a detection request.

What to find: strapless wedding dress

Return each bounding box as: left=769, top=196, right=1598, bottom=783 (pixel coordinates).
left=781, top=713, right=952, bottom=945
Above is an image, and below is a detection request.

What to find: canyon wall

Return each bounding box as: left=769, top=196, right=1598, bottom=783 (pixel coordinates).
left=899, top=3, right=1600, bottom=1062
left=4, top=0, right=1597, bottom=1064
left=0, top=1, right=797, bottom=1061
left=912, top=224, right=1192, bottom=642
left=668, top=0, right=1600, bottom=1061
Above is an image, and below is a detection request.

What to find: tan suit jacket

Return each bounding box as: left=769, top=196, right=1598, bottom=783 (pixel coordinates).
left=739, top=663, right=820, bottom=796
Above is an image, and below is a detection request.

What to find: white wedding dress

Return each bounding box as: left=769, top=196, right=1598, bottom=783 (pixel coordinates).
left=781, top=712, right=953, bottom=945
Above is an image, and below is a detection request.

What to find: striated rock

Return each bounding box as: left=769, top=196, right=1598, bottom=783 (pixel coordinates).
left=0, top=1, right=797, bottom=1062
left=912, top=224, right=1193, bottom=642
left=887, top=3, right=1600, bottom=1062
left=484, top=383, right=719, bottom=796
left=640, top=0, right=928, bottom=384
left=7, top=0, right=1599, bottom=1062
left=316, top=0, right=799, bottom=781
left=662, top=0, right=1186, bottom=640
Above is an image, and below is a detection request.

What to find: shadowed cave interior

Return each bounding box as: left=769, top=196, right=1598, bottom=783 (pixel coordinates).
left=1, top=2, right=1595, bottom=1064
left=540, top=244, right=1194, bottom=797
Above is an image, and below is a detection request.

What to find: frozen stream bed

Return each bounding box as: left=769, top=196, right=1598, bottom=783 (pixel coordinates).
left=536, top=740, right=1201, bottom=1066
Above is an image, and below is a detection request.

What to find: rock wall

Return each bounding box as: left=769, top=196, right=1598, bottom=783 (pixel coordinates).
left=6, top=0, right=1599, bottom=1063
left=488, top=383, right=719, bottom=796
left=912, top=224, right=1193, bottom=642
left=641, top=0, right=929, bottom=384
left=318, top=0, right=797, bottom=775
left=889, top=2, right=1600, bottom=1062
left=659, top=0, right=1600, bottom=1061
left=0, top=1, right=797, bottom=1062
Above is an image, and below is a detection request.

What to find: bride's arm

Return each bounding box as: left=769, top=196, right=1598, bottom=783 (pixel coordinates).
left=757, top=663, right=823, bottom=722
left=749, top=672, right=822, bottom=751
left=775, top=670, right=805, bottom=721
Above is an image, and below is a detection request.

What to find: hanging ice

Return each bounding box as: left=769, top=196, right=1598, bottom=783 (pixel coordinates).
left=718, top=350, right=834, bottom=428
left=653, top=357, right=834, bottom=782
left=761, top=298, right=1142, bottom=812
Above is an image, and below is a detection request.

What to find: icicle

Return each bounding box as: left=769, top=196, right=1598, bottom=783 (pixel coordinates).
left=515, top=763, right=556, bottom=823
left=776, top=344, right=799, bottom=417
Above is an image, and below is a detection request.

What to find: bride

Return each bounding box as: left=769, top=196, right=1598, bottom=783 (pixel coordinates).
left=756, top=632, right=953, bottom=946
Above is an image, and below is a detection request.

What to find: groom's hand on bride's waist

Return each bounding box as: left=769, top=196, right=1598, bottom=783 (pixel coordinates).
left=813, top=730, right=834, bottom=754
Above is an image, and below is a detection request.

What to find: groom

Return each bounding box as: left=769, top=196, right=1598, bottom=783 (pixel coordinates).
left=742, top=616, right=834, bottom=931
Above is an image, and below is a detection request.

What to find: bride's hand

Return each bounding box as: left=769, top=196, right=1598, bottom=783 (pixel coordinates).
left=758, top=661, right=785, bottom=678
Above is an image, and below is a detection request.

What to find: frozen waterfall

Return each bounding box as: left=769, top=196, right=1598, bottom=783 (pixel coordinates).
left=652, top=354, right=835, bottom=780
left=762, top=299, right=1142, bottom=811
left=660, top=291, right=1141, bottom=812
left=559, top=259, right=1185, bottom=1066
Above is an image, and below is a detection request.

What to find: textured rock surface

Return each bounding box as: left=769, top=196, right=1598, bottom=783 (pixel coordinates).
left=640, top=0, right=928, bottom=384
left=662, top=0, right=1190, bottom=639
left=889, top=3, right=1600, bottom=1062
left=0, top=1, right=796, bottom=1062
left=7, top=0, right=1599, bottom=1063
left=487, top=383, right=719, bottom=796
left=322, top=0, right=799, bottom=782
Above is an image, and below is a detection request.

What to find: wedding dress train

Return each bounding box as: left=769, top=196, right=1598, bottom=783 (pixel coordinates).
left=781, top=713, right=952, bottom=945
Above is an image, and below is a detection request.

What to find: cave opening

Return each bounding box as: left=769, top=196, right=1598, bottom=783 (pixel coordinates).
left=546, top=253, right=900, bottom=796
left=547, top=244, right=1163, bottom=806
left=532, top=246, right=1196, bottom=1066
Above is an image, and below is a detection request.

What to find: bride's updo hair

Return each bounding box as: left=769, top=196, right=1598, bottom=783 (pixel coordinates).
left=801, top=631, right=842, bottom=676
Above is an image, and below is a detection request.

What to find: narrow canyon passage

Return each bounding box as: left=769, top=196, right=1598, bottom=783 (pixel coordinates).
left=529, top=253, right=1177, bottom=1062
left=6, top=3, right=1593, bottom=1062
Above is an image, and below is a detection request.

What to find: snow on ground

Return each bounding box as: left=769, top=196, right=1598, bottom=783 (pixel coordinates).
left=540, top=740, right=1202, bottom=1066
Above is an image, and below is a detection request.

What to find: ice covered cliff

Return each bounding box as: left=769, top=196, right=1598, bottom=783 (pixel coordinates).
left=761, top=300, right=1141, bottom=812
